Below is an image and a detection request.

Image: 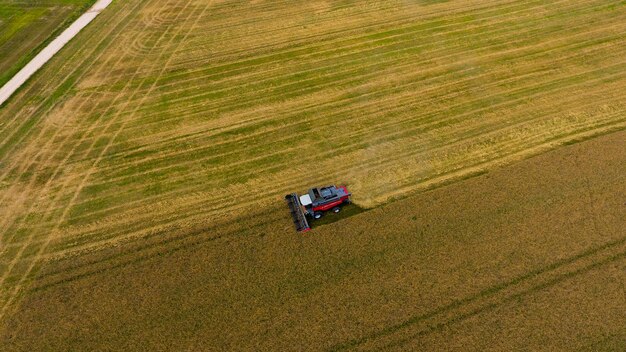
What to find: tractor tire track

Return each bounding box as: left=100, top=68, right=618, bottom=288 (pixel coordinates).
left=330, top=235, right=626, bottom=351
left=0, top=0, right=157, bottom=250
left=0, top=0, right=201, bottom=320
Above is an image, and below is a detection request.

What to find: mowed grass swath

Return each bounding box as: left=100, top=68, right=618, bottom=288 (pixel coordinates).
left=0, top=0, right=95, bottom=87
left=0, top=0, right=625, bottom=330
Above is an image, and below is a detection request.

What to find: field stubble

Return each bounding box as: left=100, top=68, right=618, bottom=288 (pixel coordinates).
left=1, top=118, right=624, bottom=351
left=0, top=0, right=625, bottom=343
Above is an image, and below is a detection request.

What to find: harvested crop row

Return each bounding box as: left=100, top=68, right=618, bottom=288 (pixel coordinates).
left=0, top=0, right=625, bottom=325
left=4, top=125, right=625, bottom=351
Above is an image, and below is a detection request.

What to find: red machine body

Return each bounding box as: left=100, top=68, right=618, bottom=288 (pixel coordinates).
left=284, top=185, right=351, bottom=232
left=310, top=186, right=350, bottom=212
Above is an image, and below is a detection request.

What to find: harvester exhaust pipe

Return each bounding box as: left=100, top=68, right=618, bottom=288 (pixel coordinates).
left=285, top=193, right=310, bottom=232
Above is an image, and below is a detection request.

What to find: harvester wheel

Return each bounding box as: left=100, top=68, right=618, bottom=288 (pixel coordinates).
left=314, top=212, right=323, bottom=219
left=332, top=207, right=341, bottom=213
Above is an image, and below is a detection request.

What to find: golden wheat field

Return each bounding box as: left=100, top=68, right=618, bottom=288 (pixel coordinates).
left=0, top=0, right=625, bottom=350
left=2, top=124, right=625, bottom=351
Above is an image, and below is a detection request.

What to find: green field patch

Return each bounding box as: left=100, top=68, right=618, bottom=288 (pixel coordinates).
left=0, top=0, right=95, bottom=88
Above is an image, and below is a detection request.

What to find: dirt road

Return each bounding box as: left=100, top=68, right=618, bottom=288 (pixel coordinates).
left=0, top=0, right=112, bottom=106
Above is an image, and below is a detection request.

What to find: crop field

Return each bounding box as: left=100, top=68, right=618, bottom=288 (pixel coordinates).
left=1, top=125, right=625, bottom=351
left=0, top=0, right=94, bottom=87
left=0, top=0, right=625, bottom=349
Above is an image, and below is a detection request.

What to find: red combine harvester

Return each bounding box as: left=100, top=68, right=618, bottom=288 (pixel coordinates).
left=285, top=185, right=351, bottom=232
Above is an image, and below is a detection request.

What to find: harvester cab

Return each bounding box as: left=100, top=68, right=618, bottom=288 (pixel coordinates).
left=285, top=185, right=351, bottom=232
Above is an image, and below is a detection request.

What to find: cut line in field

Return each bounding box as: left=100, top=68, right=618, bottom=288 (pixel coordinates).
left=1, top=1, right=625, bottom=338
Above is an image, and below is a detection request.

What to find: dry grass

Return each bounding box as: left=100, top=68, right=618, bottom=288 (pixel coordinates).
left=0, top=0, right=625, bottom=348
